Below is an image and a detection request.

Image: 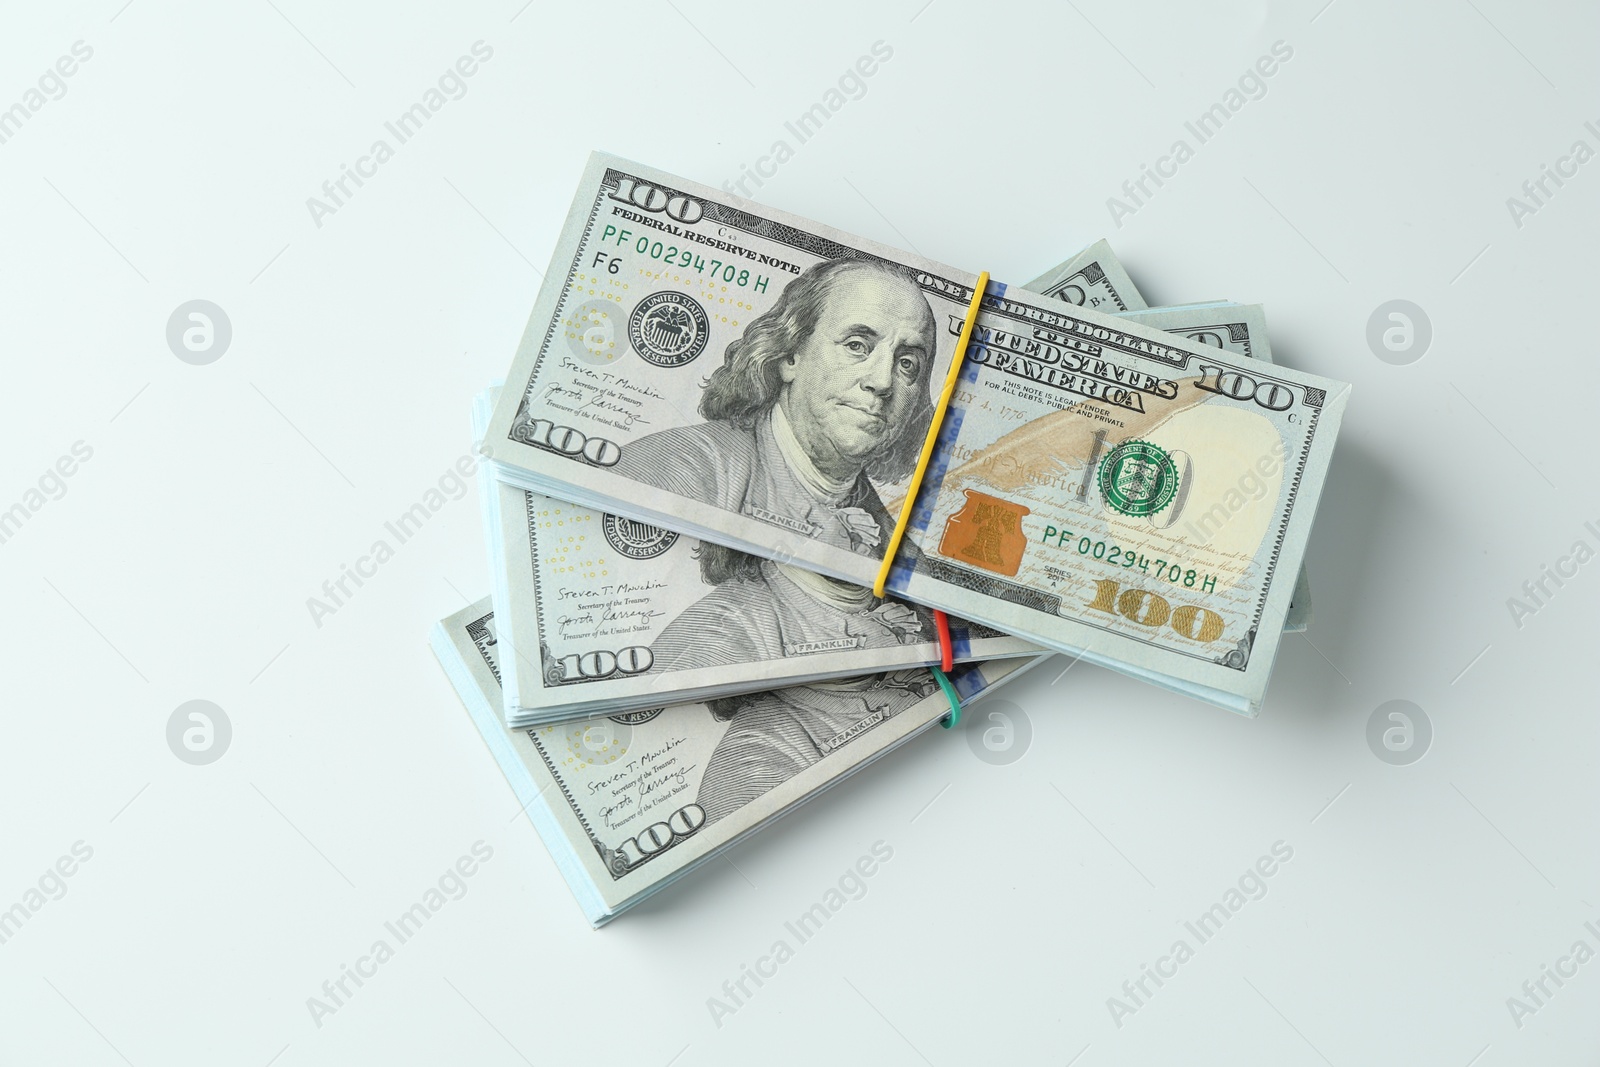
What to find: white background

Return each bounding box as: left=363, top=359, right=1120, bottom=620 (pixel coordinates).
left=3, top=0, right=1596, bottom=1063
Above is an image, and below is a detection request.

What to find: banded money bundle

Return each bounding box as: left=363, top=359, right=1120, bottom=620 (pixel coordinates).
left=432, top=152, right=1348, bottom=923
left=480, top=153, right=1345, bottom=715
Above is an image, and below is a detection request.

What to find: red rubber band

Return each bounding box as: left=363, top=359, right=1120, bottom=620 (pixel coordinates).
left=933, top=609, right=953, bottom=672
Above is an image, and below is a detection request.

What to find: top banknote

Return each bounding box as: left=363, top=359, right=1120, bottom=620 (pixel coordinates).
left=482, top=153, right=1350, bottom=714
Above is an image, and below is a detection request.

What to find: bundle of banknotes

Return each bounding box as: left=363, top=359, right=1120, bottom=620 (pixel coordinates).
left=431, top=152, right=1348, bottom=924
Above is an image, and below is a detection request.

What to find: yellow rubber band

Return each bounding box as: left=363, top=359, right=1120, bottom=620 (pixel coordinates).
left=873, top=271, right=989, bottom=598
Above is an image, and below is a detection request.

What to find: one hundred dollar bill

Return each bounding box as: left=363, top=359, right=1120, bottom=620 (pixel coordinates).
left=431, top=597, right=1044, bottom=926
left=472, top=390, right=1040, bottom=725
left=481, top=152, right=1350, bottom=714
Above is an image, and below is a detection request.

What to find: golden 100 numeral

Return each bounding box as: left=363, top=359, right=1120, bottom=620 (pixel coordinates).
left=1086, top=579, right=1225, bottom=642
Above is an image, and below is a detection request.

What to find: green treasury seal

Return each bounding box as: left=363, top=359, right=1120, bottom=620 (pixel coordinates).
left=1098, top=439, right=1180, bottom=518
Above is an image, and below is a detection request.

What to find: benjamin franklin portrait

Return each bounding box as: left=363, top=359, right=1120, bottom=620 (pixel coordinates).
left=612, top=258, right=939, bottom=559
left=695, top=670, right=938, bottom=824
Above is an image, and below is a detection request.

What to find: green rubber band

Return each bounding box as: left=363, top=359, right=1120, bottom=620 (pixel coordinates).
left=931, top=667, right=961, bottom=729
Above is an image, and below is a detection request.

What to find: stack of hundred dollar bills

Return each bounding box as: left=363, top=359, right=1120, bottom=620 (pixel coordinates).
left=431, top=152, right=1346, bottom=925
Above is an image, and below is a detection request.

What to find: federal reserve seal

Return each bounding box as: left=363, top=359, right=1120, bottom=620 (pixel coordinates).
left=609, top=708, right=663, bottom=726
left=1098, top=440, right=1180, bottom=518
left=602, top=513, right=679, bottom=559
left=628, top=291, right=709, bottom=367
